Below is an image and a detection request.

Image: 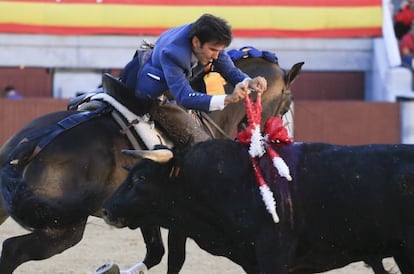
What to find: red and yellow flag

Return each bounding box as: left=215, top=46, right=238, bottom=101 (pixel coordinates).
left=0, top=0, right=382, bottom=37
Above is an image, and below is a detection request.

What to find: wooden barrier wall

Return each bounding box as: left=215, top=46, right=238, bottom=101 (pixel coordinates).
left=0, top=98, right=68, bottom=145
left=0, top=99, right=401, bottom=147
left=294, top=101, right=401, bottom=145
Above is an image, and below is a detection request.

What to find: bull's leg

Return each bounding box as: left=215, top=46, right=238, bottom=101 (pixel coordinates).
left=94, top=226, right=178, bottom=274
left=0, top=220, right=86, bottom=274
left=140, top=225, right=165, bottom=269
left=393, top=237, right=414, bottom=273
left=363, top=257, right=389, bottom=274
left=393, top=226, right=414, bottom=273
left=167, top=230, right=187, bottom=274
left=393, top=252, right=412, bottom=273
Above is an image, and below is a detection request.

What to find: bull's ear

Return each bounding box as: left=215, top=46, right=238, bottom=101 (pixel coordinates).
left=122, top=149, right=173, bottom=163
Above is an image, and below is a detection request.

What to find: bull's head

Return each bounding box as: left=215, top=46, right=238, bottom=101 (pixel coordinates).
left=102, top=149, right=174, bottom=229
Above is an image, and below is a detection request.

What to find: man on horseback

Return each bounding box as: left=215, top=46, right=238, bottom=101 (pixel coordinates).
left=120, top=13, right=267, bottom=147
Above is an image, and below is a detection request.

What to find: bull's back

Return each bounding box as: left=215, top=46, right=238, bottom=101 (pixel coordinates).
left=291, top=143, right=414, bottom=266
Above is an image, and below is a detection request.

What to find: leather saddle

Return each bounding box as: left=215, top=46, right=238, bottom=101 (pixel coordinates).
left=101, top=73, right=152, bottom=116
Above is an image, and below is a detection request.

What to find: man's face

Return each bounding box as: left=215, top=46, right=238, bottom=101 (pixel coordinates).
left=192, top=36, right=226, bottom=65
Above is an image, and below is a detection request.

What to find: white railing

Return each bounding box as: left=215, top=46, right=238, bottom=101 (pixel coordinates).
left=383, top=0, right=402, bottom=67
left=366, top=0, right=411, bottom=102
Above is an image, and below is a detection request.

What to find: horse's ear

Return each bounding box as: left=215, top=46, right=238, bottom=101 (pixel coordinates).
left=122, top=165, right=132, bottom=172
left=285, top=62, right=304, bottom=87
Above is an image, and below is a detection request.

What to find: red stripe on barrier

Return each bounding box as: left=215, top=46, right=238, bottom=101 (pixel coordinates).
left=3, top=0, right=382, bottom=6
left=0, top=24, right=382, bottom=38
left=233, top=28, right=382, bottom=38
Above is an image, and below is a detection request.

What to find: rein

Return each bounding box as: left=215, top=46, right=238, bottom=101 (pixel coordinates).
left=197, top=111, right=232, bottom=139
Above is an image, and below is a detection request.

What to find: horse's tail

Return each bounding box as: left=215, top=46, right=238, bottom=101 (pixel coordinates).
left=0, top=159, right=37, bottom=230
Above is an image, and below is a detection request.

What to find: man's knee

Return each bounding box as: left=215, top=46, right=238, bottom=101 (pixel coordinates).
left=150, top=103, right=211, bottom=147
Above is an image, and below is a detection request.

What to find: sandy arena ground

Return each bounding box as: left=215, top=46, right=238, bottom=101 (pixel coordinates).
left=0, top=216, right=400, bottom=274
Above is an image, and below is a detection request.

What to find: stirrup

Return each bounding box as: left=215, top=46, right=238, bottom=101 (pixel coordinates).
left=120, top=262, right=148, bottom=274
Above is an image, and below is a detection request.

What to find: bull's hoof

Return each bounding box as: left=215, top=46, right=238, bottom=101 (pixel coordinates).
left=94, top=263, right=120, bottom=274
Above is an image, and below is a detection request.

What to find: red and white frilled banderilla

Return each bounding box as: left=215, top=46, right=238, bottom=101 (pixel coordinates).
left=237, top=91, right=293, bottom=223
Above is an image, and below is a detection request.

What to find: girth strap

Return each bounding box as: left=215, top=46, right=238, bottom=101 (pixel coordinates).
left=110, top=111, right=141, bottom=150
left=41, top=104, right=112, bottom=148
left=11, top=103, right=112, bottom=166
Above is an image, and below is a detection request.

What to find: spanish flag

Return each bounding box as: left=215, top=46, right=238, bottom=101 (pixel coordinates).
left=0, top=0, right=382, bottom=38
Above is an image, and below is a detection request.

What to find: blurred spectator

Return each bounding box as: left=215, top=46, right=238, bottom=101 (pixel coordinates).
left=400, top=22, right=414, bottom=89
left=394, top=0, right=414, bottom=39
left=3, top=85, right=23, bottom=99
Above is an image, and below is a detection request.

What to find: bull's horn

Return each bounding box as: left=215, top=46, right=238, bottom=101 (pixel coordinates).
left=122, top=149, right=173, bottom=163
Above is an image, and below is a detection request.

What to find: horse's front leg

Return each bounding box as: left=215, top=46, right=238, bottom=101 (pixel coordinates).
left=96, top=227, right=187, bottom=274
left=141, top=227, right=188, bottom=274
left=140, top=225, right=165, bottom=269
left=94, top=226, right=166, bottom=274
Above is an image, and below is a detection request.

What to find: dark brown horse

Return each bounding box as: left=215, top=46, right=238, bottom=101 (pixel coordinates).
left=210, top=57, right=296, bottom=139
left=0, top=58, right=303, bottom=273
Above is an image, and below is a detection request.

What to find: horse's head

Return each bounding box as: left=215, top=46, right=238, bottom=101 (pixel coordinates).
left=276, top=61, right=305, bottom=117
left=218, top=58, right=304, bottom=137
left=240, top=58, right=304, bottom=118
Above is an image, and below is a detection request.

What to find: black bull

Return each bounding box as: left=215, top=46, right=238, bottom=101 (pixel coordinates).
left=0, top=58, right=303, bottom=273
left=103, top=139, right=414, bottom=273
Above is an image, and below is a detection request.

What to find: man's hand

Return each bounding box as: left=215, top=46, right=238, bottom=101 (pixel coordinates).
left=248, top=76, right=267, bottom=93
left=224, top=81, right=250, bottom=105
left=223, top=76, right=267, bottom=106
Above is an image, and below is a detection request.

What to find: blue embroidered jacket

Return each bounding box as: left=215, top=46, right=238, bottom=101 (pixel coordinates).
left=136, top=23, right=249, bottom=112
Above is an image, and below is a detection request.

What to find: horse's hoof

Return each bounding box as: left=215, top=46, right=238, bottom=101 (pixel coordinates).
left=94, top=263, right=120, bottom=274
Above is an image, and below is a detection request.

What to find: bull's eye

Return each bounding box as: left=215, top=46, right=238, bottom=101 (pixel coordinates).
left=132, top=173, right=146, bottom=185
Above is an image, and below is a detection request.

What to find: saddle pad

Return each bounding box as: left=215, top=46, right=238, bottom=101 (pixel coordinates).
left=204, top=72, right=226, bottom=95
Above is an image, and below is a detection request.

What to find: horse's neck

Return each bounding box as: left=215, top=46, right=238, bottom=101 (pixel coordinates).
left=208, top=102, right=246, bottom=139
left=190, top=110, right=228, bottom=140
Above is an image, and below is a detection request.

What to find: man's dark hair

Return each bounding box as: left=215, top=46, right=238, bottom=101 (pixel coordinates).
left=189, top=14, right=232, bottom=47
